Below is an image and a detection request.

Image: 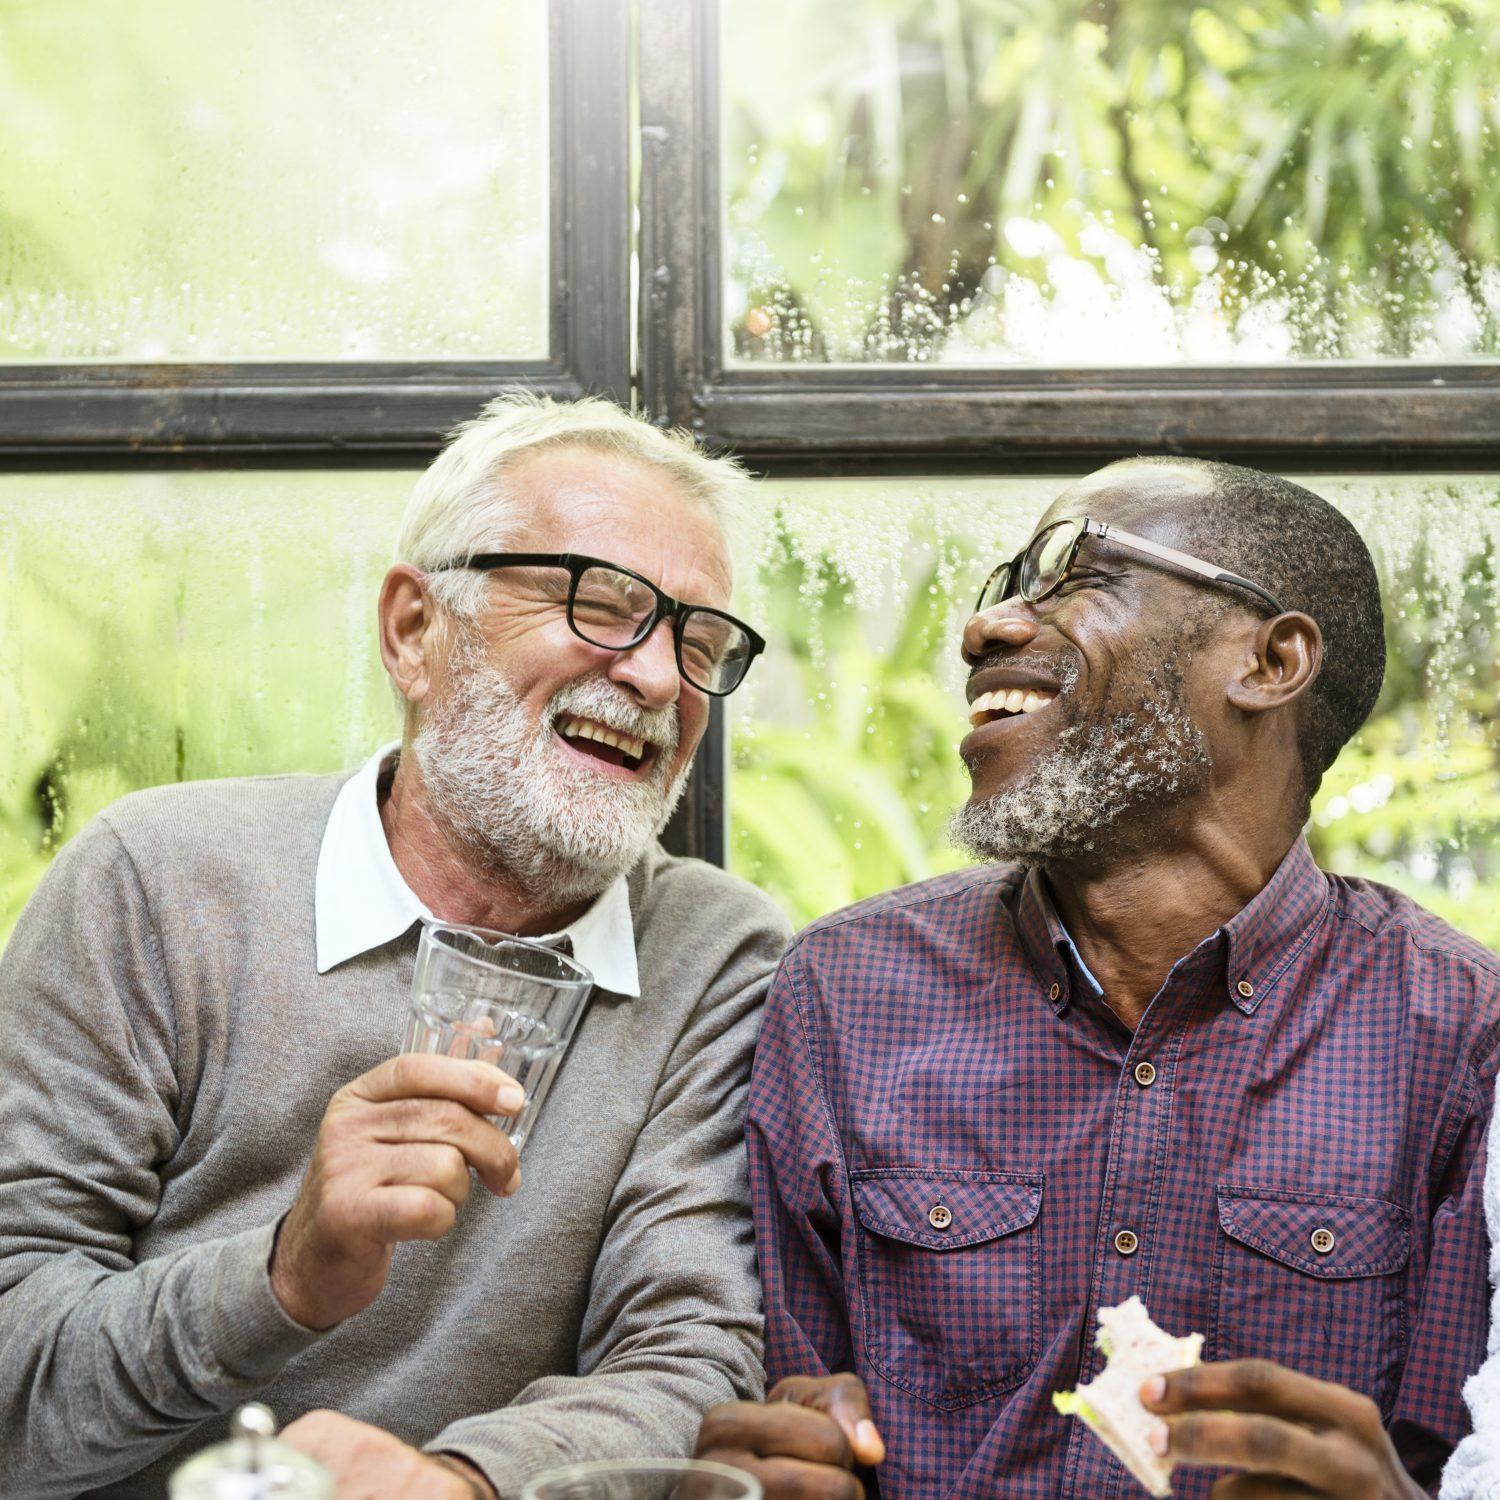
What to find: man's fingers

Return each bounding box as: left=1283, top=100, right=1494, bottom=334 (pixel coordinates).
left=377, top=1143, right=473, bottom=1206
left=698, top=1454, right=862, bottom=1500
left=773, top=1374, right=883, bottom=1466
left=368, top=1099, right=521, bottom=1198
left=366, top=1184, right=459, bottom=1242
left=354, top=1053, right=524, bottom=1117
left=1209, top=1476, right=1321, bottom=1499
left=1167, top=1410, right=1367, bottom=1491
left=698, top=1401, right=854, bottom=1468
left=1148, top=1359, right=1381, bottom=1437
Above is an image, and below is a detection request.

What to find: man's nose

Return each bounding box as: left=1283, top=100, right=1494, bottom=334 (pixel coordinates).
left=961, top=605, right=1040, bottom=665
left=607, top=616, right=682, bottom=711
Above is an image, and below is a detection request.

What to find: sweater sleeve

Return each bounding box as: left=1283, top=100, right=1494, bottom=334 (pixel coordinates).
left=426, top=908, right=786, bottom=1499
left=1439, top=1083, right=1500, bottom=1500
left=0, top=819, right=320, bottom=1498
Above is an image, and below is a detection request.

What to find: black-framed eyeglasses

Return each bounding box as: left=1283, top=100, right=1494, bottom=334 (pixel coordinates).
left=430, top=552, right=766, bottom=697
left=975, top=516, right=1286, bottom=617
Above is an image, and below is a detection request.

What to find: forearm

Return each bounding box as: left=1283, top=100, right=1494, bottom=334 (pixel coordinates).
left=429, top=1326, right=761, bottom=1500
left=0, top=1220, right=320, bottom=1497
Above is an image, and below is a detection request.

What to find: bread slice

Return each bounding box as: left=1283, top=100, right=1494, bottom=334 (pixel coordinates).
left=1052, top=1297, right=1203, bottom=1497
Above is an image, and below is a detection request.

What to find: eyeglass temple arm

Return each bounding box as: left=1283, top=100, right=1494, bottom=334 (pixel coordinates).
left=1090, top=522, right=1285, bottom=614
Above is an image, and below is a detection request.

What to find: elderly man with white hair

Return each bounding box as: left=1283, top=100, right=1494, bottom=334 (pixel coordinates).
left=0, top=395, right=789, bottom=1500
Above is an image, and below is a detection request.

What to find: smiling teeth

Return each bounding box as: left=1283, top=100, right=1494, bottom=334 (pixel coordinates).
left=557, top=715, right=647, bottom=760
left=967, top=688, right=1057, bottom=726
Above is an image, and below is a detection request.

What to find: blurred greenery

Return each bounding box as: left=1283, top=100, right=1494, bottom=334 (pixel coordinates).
left=0, top=0, right=548, bottom=361
left=725, top=0, right=1500, bottom=361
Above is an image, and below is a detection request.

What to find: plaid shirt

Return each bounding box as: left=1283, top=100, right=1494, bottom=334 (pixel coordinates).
left=748, top=839, right=1500, bottom=1500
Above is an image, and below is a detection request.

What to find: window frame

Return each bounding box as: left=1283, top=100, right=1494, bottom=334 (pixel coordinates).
left=636, top=0, right=1500, bottom=473
left=0, top=0, right=630, bottom=463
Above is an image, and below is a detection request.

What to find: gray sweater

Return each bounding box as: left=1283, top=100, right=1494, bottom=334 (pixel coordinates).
left=0, top=773, right=789, bottom=1499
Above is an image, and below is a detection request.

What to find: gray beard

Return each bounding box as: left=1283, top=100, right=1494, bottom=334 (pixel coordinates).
left=411, top=638, right=690, bottom=905
left=949, top=651, right=1212, bottom=869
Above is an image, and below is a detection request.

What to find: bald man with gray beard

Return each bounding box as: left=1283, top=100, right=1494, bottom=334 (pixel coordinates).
left=697, top=459, right=1499, bottom=1500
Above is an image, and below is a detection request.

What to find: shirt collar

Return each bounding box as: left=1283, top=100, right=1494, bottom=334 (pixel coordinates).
left=1014, top=836, right=1331, bottom=1016
left=1218, top=835, right=1330, bottom=1013
left=315, top=745, right=641, bottom=997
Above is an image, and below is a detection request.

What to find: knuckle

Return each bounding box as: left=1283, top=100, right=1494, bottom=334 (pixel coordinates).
left=388, top=1053, right=423, bottom=1094
left=1240, top=1359, right=1279, bottom=1400
left=1245, top=1418, right=1288, bottom=1465
left=432, top=1100, right=471, bottom=1136
left=1350, top=1392, right=1382, bottom=1434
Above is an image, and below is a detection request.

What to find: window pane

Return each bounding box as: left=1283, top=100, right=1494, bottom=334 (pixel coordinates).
left=728, top=477, right=1500, bottom=952
left=723, top=1, right=1500, bottom=365
left=0, top=471, right=407, bottom=936
left=0, top=1, right=548, bottom=363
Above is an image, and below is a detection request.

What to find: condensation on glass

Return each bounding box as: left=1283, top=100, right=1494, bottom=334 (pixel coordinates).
left=722, top=1, right=1500, bottom=365
left=0, top=471, right=410, bottom=937
left=0, top=1, right=549, bottom=363
left=727, top=477, right=1500, bottom=946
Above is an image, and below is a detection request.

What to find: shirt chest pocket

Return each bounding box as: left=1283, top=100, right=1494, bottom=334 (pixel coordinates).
left=1210, top=1185, right=1411, bottom=1415
left=849, top=1169, right=1043, bottom=1410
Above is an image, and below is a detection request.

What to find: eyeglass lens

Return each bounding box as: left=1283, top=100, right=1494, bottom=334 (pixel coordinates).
left=569, top=563, right=754, bottom=694
left=977, top=520, right=1085, bottom=611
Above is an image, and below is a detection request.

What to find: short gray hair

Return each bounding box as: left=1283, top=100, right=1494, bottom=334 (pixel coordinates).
left=396, top=391, right=751, bottom=621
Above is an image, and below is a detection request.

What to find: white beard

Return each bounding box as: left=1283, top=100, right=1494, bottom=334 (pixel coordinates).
left=411, top=639, right=691, bottom=904
left=950, top=650, right=1212, bottom=868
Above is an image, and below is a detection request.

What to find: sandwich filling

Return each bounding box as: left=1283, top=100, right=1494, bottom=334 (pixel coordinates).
left=1052, top=1297, right=1203, bottom=1498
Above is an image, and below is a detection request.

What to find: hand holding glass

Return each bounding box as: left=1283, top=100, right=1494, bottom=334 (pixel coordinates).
left=402, top=923, right=593, bottom=1153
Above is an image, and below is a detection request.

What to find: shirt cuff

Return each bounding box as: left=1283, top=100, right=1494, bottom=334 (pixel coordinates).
left=195, top=1218, right=325, bottom=1386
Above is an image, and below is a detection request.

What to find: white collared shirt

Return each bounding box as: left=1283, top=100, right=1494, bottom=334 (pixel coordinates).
left=314, top=745, right=640, bottom=996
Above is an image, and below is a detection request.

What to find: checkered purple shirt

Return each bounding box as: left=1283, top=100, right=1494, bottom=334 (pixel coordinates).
left=747, top=839, right=1500, bottom=1500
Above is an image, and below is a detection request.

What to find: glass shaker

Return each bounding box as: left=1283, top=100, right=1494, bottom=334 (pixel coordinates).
left=168, top=1404, right=333, bottom=1499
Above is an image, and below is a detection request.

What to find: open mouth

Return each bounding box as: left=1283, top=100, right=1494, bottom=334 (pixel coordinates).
left=554, top=713, right=652, bottom=773
left=967, top=687, right=1057, bottom=728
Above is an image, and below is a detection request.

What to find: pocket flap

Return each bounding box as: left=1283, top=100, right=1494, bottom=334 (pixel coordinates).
left=1217, top=1185, right=1411, bottom=1279
left=851, top=1170, right=1042, bottom=1250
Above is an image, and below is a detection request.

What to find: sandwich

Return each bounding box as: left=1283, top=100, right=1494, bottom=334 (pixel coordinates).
left=1052, top=1296, right=1203, bottom=1497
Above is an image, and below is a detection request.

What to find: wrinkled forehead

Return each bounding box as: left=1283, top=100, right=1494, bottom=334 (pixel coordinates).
left=1032, top=462, right=1216, bottom=548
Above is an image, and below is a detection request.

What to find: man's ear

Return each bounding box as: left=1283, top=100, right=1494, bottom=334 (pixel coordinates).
left=1225, top=611, right=1322, bottom=716
left=378, top=564, right=443, bottom=706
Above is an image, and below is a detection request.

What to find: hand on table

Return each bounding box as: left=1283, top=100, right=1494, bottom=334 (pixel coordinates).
left=695, top=1373, right=885, bottom=1500
left=281, top=1411, right=496, bottom=1500
left=270, top=1053, right=523, bottom=1329
left=1143, top=1359, right=1425, bottom=1498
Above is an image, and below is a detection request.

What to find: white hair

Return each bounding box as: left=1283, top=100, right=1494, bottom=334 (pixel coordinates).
left=395, top=391, right=751, bottom=621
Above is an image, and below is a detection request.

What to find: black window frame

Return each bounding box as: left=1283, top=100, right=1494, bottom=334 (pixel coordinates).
left=0, top=0, right=630, bottom=463
left=637, top=0, right=1500, bottom=474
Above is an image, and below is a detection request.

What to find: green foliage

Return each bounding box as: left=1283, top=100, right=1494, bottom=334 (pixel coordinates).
left=0, top=474, right=405, bottom=940
left=732, top=542, right=974, bottom=917
left=726, top=0, right=1500, bottom=359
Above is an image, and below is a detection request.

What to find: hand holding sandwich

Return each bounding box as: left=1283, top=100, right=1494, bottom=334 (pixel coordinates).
left=1143, top=1360, right=1425, bottom=1498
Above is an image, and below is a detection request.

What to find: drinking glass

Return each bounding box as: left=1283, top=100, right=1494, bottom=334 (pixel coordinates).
left=522, top=1460, right=763, bottom=1500
left=402, top=922, right=593, bottom=1152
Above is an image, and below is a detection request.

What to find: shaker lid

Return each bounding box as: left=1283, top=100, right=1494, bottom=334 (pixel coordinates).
left=169, top=1404, right=333, bottom=1499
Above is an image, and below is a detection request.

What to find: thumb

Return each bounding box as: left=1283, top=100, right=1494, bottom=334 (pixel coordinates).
left=820, top=1378, right=885, bottom=1467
